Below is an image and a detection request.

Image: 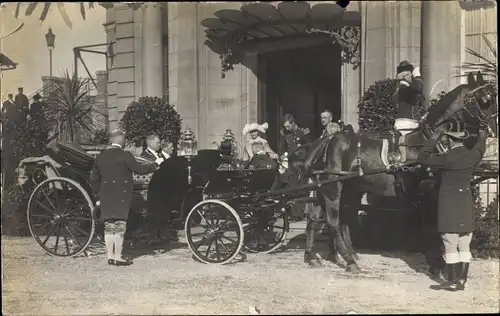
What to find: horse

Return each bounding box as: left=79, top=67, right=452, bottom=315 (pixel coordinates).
left=302, top=72, right=498, bottom=273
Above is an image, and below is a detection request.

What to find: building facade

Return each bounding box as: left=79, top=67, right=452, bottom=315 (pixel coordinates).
left=100, top=1, right=497, bottom=154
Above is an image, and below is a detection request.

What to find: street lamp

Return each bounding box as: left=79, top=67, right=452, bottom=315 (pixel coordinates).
left=45, top=27, right=55, bottom=79
left=45, top=27, right=56, bottom=136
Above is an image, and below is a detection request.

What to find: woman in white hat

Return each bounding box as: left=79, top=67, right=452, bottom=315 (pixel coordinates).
left=242, top=122, right=278, bottom=166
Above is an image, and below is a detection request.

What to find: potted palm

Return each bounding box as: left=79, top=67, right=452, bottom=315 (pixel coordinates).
left=44, top=70, right=105, bottom=143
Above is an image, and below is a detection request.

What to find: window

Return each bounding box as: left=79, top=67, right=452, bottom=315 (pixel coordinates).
left=464, top=5, right=497, bottom=67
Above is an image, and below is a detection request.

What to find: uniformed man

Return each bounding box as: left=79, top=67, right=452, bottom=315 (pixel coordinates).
left=417, top=121, right=487, bottom=291
left=14, top=87, right=29, bottom=115
left=279, top=113, right=313, bottom=159
left=393, top=60, right=424, bottom=161
left=320, top=110, right=342, bottom=138
left=90, top=130, right=163, bottom=266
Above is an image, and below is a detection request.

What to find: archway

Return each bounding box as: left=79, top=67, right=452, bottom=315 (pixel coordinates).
left=201, top=1, right=361, bottom=148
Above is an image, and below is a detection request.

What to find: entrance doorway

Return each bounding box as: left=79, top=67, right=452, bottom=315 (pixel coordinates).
left=258, top=43, right=342, bottom=152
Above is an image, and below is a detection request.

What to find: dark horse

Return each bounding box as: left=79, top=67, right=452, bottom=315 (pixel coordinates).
left=302, top=72, right=498, bottom=272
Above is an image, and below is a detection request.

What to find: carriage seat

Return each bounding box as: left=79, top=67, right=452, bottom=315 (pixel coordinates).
left=46, top=141, right=96, bottom=173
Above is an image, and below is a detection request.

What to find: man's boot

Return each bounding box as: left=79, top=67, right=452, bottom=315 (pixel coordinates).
left=430, top=263, right=460, bottom=291
left=457, top=262, right=469, bottom=291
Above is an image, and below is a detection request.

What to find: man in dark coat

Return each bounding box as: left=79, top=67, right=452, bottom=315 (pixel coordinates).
left=90, top=130, right=161, bottom=266
left=417, top=120, right=487, bottom=291
left=29, top=93, right=46, bottom=128
left=141, top=134, right=169, bottom=161
left=14, top=87, right=29, bottom=115
left=141, top=134, right=177, bottom=242
left=393, top=60, right=424, bottom=161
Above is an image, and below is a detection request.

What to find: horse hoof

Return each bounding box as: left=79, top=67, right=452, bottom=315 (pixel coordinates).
left=346, top=263, right=361, bottom=273
left=352, top=253, right=360, bottom=261
left=308, top=259, right=323, bottom=268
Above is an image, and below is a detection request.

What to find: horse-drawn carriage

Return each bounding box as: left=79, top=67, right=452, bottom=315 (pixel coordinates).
left=17, top=130, right=308, bottom=264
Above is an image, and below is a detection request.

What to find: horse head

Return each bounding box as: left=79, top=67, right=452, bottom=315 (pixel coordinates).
left=422, top=71, right=497, bottom=138
left=464, top=72, right=498, bottom=137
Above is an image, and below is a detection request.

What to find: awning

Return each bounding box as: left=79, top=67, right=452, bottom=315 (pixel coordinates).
left=0, top=53, right=17, bottom=71
left=201, top=1, right=362, bottom=78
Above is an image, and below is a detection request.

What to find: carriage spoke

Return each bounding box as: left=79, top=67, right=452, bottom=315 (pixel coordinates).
left=53, top=225, right=61, bottom=253
left=215, top=235, right=231, bottom=254
left=63, top=206, right=83, bottom=217
left=204, top=239, right=213, bottom=258
left=270, top=225, right=285, bottom=230
left=34, top=201, right=56, bottom=216
left=70, top=224, right=91, bottom=237
left=40, top=188, right=58, bottom=214
left=63, top=235, right=70, bottom=255
left=42, top=223, right=58, bottom=245
left=33, top=221, right=53, bottom=233
left=63, top=224, right=82, bottom=247
left=196, top=210, right=214, bottom=230
left=219, top=234, right=238, bottom=245
left=31, top=214, right=52, bottom=219
left=194, top=236, right=208, bottom=250
left=209, top=209, right=217, bottom=227
left=67, top=216, right=91, bottom=222
left=214, top=238, right=220, bottom=260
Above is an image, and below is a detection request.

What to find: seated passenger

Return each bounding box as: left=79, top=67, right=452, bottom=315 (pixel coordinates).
left=320, top=110, right=342, bottom=138
left=242, top=122, right=278, bottom=169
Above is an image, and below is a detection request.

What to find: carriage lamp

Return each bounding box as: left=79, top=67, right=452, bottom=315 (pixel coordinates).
left=179, top=127, right=198, bottom=157
left=179, top=127, right=198, bottom=184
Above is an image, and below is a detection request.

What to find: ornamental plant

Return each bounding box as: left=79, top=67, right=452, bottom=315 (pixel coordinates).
left=471, top=188, right=499, bottom=259
left=119, top=97, right=182, bottom=150
left=357, top=78, right=426, bottom=132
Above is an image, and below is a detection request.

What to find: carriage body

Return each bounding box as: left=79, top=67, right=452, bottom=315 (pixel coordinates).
left=21, top=141, right=291, bottom=263
left=19, top=140, right=157, bottom=258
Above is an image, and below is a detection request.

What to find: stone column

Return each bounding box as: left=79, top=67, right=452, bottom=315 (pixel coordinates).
left=421, top=0, right=463, bottom=106
left=103, top=7, right=118, bottom=131
left=142, top=3, right=163, bottom=97
left=363, top=1, right=421, bottom=87
left=95, top=70, right=109, bottom=130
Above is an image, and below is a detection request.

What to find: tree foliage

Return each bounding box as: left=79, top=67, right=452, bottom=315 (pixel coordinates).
left=357, top=78, right=426, bottom=132
left=471, top=188, right=499, bottom=259
left=119, top=97, right=182, bottom=149
left=44, top=70, right=103, bottom=143
left=12, top=2, right=143, bottom=29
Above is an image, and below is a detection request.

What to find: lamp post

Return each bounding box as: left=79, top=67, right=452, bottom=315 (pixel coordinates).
left=45, top=27, right=56, bottom=137
left=178, top=127, right=198, bottom=185
left=45, top=27, right=55, bottom=83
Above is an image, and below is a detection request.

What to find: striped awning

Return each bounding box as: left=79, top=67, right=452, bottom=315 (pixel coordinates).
left=202, top=1, right=362, bottom=77
left=0, top=53, right=17, bottom=71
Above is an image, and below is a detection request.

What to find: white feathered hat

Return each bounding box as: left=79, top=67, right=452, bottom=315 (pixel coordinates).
left=242, top=122, right=269, bottom=135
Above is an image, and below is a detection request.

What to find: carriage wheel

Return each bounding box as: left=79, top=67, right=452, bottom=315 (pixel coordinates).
left=242, top=206, right=289, bottom=254
left=185, top=199, right=244, bottom=264
left=27, top=177, right=95, bottom=257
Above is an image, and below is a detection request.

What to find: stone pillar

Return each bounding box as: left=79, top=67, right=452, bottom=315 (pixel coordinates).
left=168, top=2, right=199, bottom=136
left=421, top=1, right=463, bottom=105
left=95, top=70, right=109, bottom=130
left=104, top=8, right=118, bottom=131
left=114, top=4, right=135, bottom=123
left=341, top=2, right=361, bottom=131
left=142, top=3, right=163, bottom=97
left=363, top=1, right=421, bottom=87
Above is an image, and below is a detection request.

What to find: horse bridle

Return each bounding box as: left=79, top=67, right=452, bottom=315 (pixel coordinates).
left=423, top=83, right=498, bottom=137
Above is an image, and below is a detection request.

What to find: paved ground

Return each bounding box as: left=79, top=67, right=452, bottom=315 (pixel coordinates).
left=2, top=226, right=499, bottom=315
